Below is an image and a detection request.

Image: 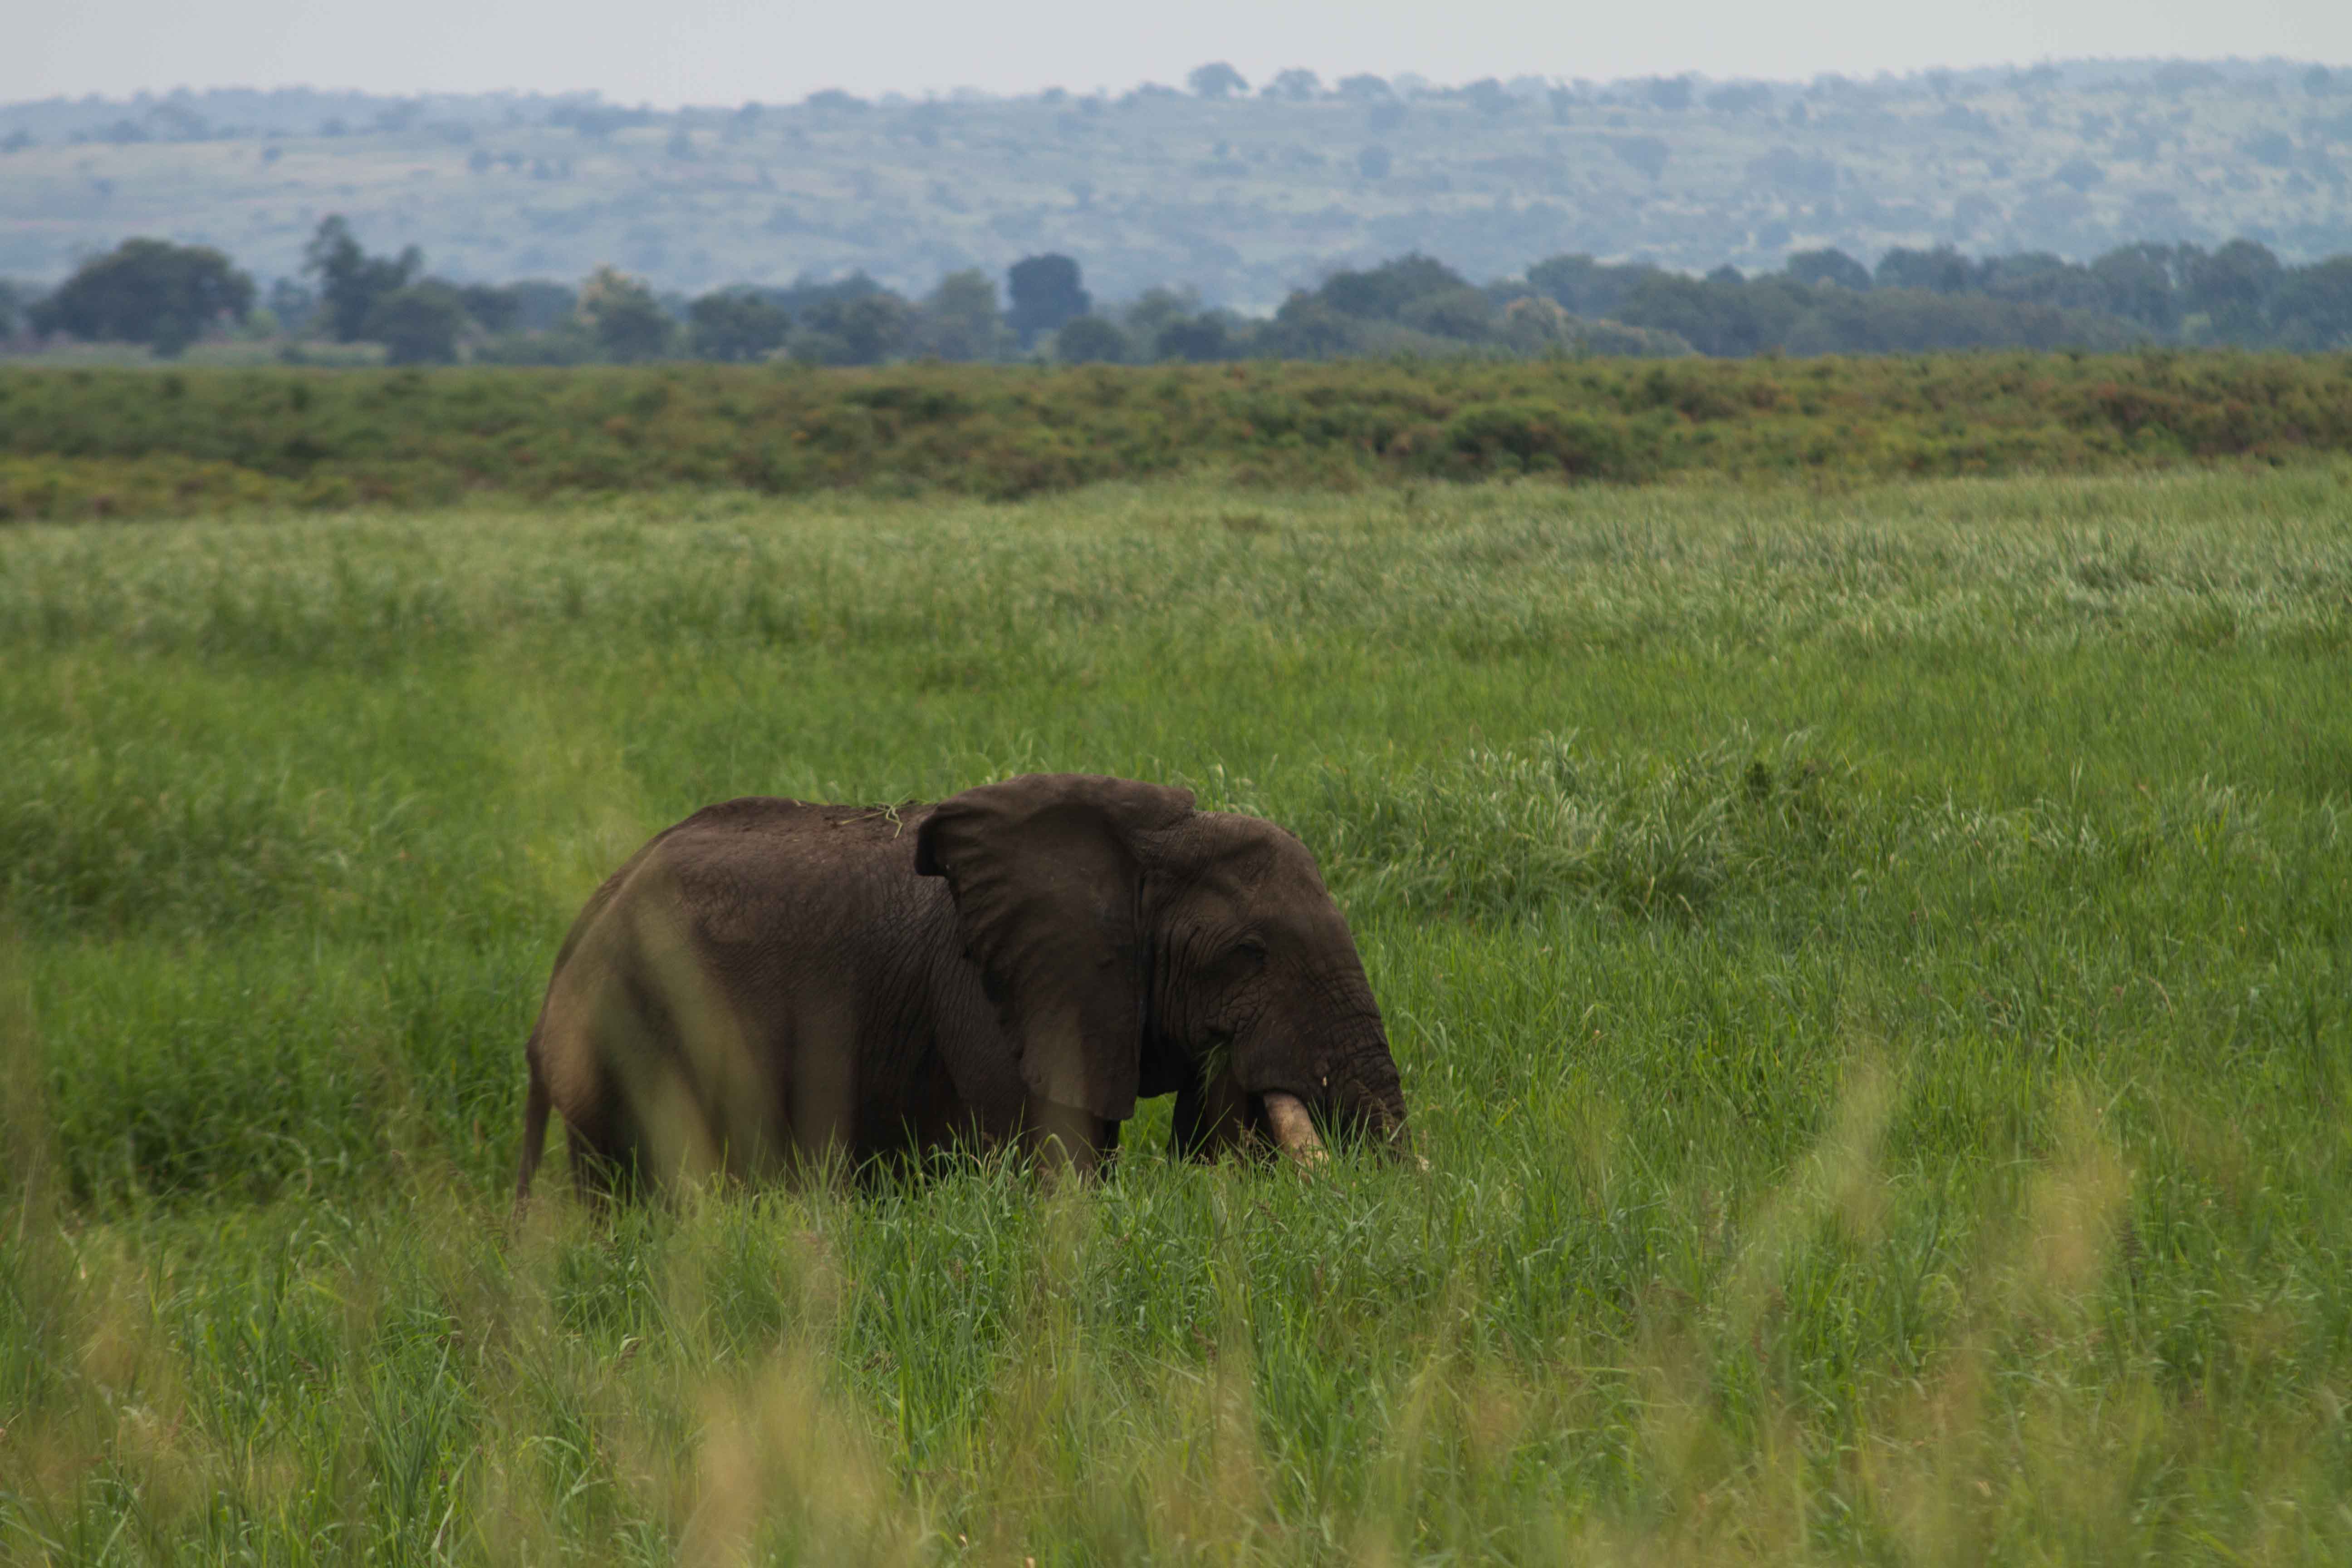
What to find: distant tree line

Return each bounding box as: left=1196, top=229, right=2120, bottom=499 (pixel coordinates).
left=10, top=217, right=2352, bottom=365
left=6, top=60, right=2342, bottom=149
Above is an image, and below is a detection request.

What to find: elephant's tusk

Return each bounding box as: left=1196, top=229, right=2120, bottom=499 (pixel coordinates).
left=1261, top=1092, right=1326, bottom=1166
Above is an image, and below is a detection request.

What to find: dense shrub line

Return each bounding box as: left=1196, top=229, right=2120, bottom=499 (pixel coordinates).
left=5, top=351, right=2352, bottom=519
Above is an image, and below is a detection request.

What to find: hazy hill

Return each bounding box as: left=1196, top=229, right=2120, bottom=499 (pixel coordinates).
left=4, top=60, right=2349, bottom=304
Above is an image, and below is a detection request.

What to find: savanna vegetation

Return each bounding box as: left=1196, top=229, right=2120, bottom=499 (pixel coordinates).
left=5, top=349, right=2352, bottom=522
left=3, top=466, right=2350, bottom=1561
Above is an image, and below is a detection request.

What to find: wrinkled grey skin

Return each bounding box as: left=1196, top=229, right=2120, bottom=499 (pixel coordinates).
left=515, top=773, right=1410, bottom=1202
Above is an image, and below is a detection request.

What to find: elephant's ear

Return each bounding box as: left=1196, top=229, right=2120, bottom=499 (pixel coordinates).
left=916, top=774, right=1194, bottom=1122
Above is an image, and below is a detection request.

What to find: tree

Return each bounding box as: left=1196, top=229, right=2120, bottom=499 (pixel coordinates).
left=1646, top=77, right=1693, bottom=112
left=1494, top=294, right=1572, bottom=353
left=2090, top=243, right=2185, bottom=331
left=1874, top=246, right=1977, bottom=294
left=1258, top=294, right=1364, bottom=358
left=1613, top=136, right=1670, bottom=181
left=2151, top=62, right=2221, bottom=97
left=1154, top=314, right=1232, bottom=362
left=262, top=279, right=317, bottom=337
left=1975, top=252, right=2103, bottom=311
left=1316, top=254, right=1470, bottom=321
left=1463, top=79, right=1514, bottom=118
left=1705, top=83, right=1774, bottom=114
left=1264, top=69, right=1321, bottom=102
left=1187, top=63, right=1248, bottom=100
left=303, top=216, right=421, bottom=343
left=687, top=288, right=790, bottom=361
left=915, top=270, right=1009, bottom=361
left=1006, top=254, right=1090, bottom=347
left=2241, top=132, right=2295, bottom=169
left=2185, top=239, right=2283, bottom=342
left=1120, top=287, right=1199, bottom=346
left=365, top=282, right=468, bottom=364
left=1785, top=248, right=1872, bottom=290
left=1399, top=286, right=1494, bottom=339
left=1525, top=254, right=1659, bottom=318
left=1846, top=272, right=2132, bottom=355
left=579, top=266, right=674, bottom=361
left=1053, top=315, right=1129, bottom=363
left=31, top=237, right=253, bottom=356
left=794, top=291, right=914, bottom=365
left=1617, top=271, right=1800, bottom=357
left=1746, top=145, right=1839, bottom=197
left=2272, top=258, right=2352, bottom=348
left=456, top=284, right=521, bottom=334
left=1335, top=74, right=1392, bottom=102
left=503, top=280, right=580, bottom=332
left=2053, top=157, right=2105, bottom=192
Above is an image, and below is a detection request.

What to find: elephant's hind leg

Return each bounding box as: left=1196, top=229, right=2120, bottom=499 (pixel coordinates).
left=564, top=1111, right=646, bottom=1209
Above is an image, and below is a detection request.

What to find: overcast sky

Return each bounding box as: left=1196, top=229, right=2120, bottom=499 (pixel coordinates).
left=13, top=0, right=2352, bottom=107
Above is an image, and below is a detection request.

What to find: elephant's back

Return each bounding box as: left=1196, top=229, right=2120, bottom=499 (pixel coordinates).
left=637, top=794, right=946, bottom=952
left=535, top=791, right=957, bottom=1085
left=657, top=794, right=933, bottom=885
left=670, top=794, right=934, bottom=849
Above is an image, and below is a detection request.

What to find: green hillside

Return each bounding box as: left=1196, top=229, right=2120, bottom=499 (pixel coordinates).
left=4, top=59, right=2350, bottom=304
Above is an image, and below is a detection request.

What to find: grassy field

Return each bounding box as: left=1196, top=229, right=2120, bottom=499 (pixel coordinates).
left=3, top=469, right=2351, bottom=1563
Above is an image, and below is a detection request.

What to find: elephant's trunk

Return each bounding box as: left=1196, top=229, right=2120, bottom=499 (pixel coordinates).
left=1328, top=1051, right=1419, bottom=1167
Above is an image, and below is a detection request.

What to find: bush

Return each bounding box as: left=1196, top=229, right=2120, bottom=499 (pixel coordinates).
left=1053, top=316, right=1130, bottom=364
left=1439, top=401, right=1658, bottom=480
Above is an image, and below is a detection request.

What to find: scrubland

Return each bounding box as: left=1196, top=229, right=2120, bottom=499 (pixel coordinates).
left=3, top=468, right=2350, bottom=1562
left=5, top=354, right=2352, bottom=522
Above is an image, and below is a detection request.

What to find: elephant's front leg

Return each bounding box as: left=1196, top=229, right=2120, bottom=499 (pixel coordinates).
left=1026, top=1096, right=1119, bottom=1176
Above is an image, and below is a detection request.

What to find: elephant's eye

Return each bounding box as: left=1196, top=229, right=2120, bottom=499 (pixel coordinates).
left=1232, top=936, right=1269, bottom=966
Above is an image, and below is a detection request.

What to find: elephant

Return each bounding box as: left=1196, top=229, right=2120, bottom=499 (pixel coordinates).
left=514, top=772, right=1411, bottom=1203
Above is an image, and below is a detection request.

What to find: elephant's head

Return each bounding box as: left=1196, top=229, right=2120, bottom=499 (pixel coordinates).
left=915, top=773, right=1409, bottom=1164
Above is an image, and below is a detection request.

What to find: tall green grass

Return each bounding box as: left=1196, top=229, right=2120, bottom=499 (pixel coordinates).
left=2, top=471, right=2349, bottom=1561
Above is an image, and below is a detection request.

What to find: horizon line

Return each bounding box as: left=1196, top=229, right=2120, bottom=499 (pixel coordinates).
left=7, top=52, right=2348, bottom=115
